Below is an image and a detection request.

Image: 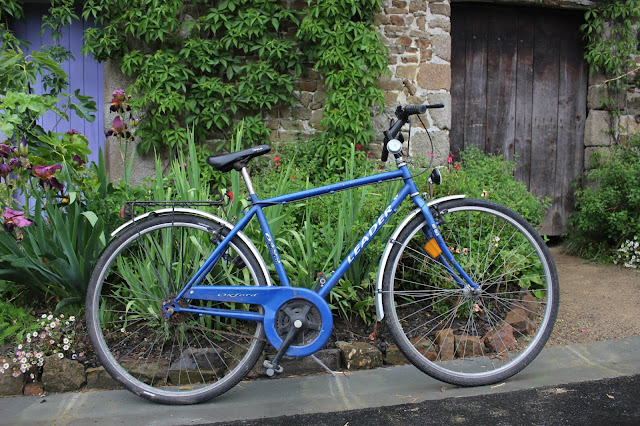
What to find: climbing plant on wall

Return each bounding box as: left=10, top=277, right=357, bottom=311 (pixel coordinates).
left=82, top=0, right=302, bottom=154
left=297, top=0, right=388, bottom=177
left=581, top=0, right=640, bottom=131
left=81, top=0, right=388, bottom=169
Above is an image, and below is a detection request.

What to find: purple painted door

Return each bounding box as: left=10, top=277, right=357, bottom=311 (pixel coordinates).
left=9, top=5, right=104, bottom=164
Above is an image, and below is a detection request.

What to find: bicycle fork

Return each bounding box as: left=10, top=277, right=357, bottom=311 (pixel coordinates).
left=374, top=193, right=478, bottom=321
left=414, top=196, right=479, bottom=291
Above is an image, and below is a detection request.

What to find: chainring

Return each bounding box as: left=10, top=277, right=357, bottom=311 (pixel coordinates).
left=275, top=298, right=322, bottom=346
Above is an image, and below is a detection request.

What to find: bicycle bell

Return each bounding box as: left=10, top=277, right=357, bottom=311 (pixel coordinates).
left=387, top=139, right=403, bottom=155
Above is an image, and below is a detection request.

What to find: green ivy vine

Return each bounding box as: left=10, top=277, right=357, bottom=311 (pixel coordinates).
left=5, top=0, right=389, bottom=172
left=297, top=0, right=388, bottom=177
left=0, top=0, right=97, bottom=165
left=81, top=0, right=388, bottom=169
left=82, top=0, right=302, bottom=154
left=581, top=0, right=640, bottom=122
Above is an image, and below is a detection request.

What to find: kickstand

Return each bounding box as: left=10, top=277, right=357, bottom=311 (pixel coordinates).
left=310, top=354, right=338, bottom=377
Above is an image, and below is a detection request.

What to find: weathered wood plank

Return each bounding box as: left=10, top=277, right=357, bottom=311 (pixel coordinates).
left=552, top=13, right=588, bottom=234
left=530, top=13, right=559, bottom=217
left=485, top=9, right=517, bottom=159
left=450, top=6, right=467, bottom=155
left=463, top=6, right=489, bottom=152
left=513, top=12, right=535, bottom=188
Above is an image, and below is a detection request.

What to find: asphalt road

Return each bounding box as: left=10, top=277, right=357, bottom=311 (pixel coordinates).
left=212, top=374, right=640, bottom=426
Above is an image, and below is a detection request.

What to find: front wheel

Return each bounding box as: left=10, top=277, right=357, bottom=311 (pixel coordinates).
left=382, top=199, right=558, bottom=386
left=86, top=214, right=268, bottom=404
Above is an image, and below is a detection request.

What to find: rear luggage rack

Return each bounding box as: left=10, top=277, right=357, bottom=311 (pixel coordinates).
left=121, top=198, right=228, bottom=221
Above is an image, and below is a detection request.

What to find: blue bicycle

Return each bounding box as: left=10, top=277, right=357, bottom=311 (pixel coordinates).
left=86, top=104, right=558, bottom=404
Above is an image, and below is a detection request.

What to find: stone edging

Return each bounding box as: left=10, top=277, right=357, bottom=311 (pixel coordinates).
left=0, top=341, right=412, bottom=397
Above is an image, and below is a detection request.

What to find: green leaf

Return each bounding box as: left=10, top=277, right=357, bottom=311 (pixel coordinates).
left=81, top=211, right=100, bottom=227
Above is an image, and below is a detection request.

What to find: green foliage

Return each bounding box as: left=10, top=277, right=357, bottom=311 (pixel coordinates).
left=297, top=0, right=387, bottom=178
left=80, top=0, right=387, bottom=169
left=0, top=299, right=38, bottom=346
left=581, top=0, right=640, bottom=129
left=249, top=145, right=549, bottom=325
left=252, top=145, right=399, bottom=325
left=0, top=183, right=107, bottom=310
left=434, top=148, right=550, bottom=227
left=566, top=136, right=640, bottom=259
left=82, top=0, right=300, bottom=154
left=0, top=2, right=97, bottom=167
left=0, top=2, right=110, bottom=312
left=581, top=1, right=640, bottom=76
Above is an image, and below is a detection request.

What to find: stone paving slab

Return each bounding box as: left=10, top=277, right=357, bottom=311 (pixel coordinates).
left=0, top=336, right=638, bottom=426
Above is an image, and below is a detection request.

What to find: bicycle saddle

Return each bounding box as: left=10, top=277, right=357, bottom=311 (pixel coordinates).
left=207, top=144, right=271, bottom=172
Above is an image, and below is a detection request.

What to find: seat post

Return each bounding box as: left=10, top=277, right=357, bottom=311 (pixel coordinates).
left=240, top=166, right=257, bottom=196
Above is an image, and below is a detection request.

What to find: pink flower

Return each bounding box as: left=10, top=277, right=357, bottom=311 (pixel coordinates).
left=32, top=164, right=63, bottom=191
left=3, top=208, right=33, bottom=233
left=105, top=116, right=132, bottom=139
left=274, top=156, right=281, bottom=167
left=447, top=154, right=454, bottom=164
left=0, top=162, right=11, bottom=178
left=109, top=89, right=129, bottom=113
left=0, top=144, right=11, bottom=158
left=227, top=191, right=233, bottom=201
left=72, top=154, right=85, bottom=167
left=454, top=163, right=460, bottom=171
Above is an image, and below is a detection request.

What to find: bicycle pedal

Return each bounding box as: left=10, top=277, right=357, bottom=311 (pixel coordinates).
left=262, top=359, right=284, bottom=378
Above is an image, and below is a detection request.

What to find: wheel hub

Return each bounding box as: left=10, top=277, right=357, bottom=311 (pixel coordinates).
left=162, top=296, right=189, bottom=324
left=462, top=284, right=481, bottom=301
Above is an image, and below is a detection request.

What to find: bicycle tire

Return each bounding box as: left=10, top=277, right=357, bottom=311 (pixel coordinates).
left=382, top=199, right=558, bottom=386
left=86, top=214, right=268, bottom=404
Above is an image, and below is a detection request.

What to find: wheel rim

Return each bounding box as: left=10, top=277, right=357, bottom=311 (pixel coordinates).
left=88, top=218, right=265, bottom=399
left=388, top=204, right=556, bottom=381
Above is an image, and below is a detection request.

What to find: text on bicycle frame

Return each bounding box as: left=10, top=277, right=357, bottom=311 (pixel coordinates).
left=347, top=205, right=394, bottom=264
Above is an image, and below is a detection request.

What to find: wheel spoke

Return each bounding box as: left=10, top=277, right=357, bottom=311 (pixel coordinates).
left=383, top=200, right=558, bottom=386
left=87, top=215, right=267, bottom=404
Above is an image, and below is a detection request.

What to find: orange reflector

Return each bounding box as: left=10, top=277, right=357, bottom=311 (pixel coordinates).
left=424, top=238, right=442, bottom=258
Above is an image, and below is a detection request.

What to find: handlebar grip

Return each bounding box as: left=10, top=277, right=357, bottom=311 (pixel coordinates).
left=403, top=104, right=428, bottom=116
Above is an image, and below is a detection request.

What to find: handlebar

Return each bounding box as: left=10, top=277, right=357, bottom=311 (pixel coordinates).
left=381, top=103, right=444, bottom=161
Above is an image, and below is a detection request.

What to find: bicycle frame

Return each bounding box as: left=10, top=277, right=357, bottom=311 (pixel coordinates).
left=171, top=162, right=478, bottom=317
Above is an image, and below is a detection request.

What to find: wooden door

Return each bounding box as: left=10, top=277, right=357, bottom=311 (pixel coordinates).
left=9, top=5, right=105, bottom=165
left=450, top=3, right=587, bottom=235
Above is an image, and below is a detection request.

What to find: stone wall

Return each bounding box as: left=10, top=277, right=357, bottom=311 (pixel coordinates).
left=102, top=0, right=604, bottom=181
left=266, top=0, right=454, bottom=164
left=584, top=72, right=640, bottom=169
left=374, top=0, right=452, bottom=163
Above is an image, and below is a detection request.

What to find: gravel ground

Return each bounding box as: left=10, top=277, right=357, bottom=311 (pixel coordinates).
left=547, top=245, right=640, bottom=347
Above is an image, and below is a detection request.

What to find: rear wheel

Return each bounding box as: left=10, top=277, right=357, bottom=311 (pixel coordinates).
left=382, top=199, right=558, bottom=386
left=86, top=214, right=267, bottom=404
